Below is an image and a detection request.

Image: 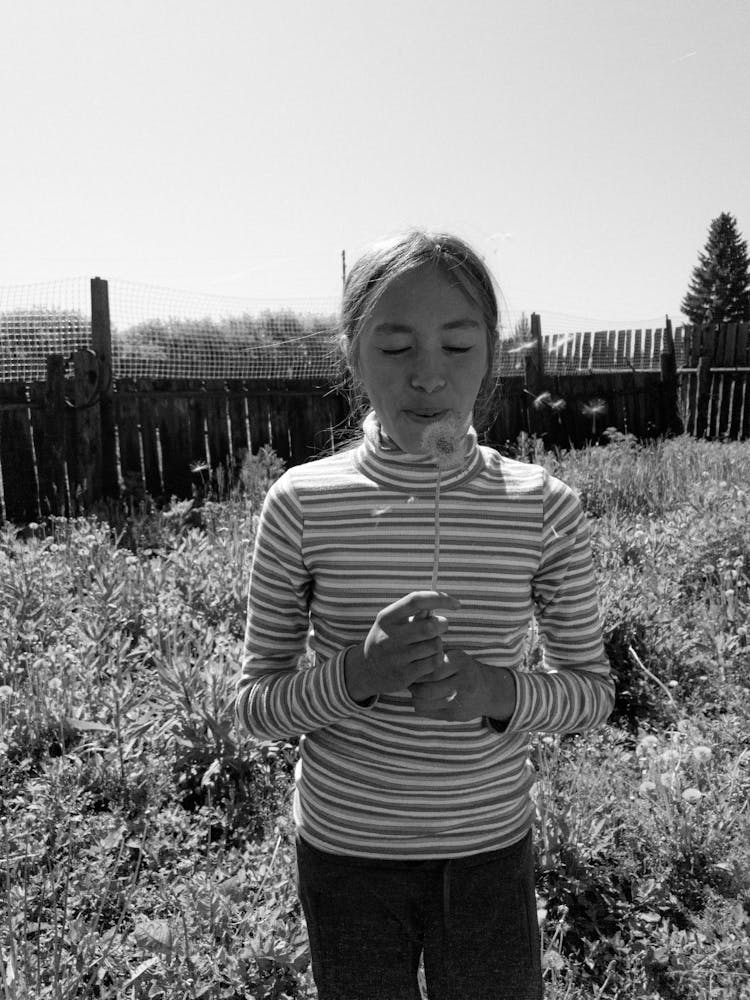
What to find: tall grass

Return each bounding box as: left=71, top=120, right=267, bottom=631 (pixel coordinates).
left=1, top=434, right=749, bottom=999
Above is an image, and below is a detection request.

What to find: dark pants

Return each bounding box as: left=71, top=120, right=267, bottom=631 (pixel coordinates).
left=296, top=830, right=543, bottom=1000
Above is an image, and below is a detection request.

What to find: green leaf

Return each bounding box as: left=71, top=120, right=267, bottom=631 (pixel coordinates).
left=133, top=918, right=176, bottom=955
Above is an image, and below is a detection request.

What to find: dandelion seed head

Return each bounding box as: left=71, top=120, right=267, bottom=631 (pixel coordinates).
left=420, top=414, right=465, bottom=469
left=682, top=787, right=702, bottom=805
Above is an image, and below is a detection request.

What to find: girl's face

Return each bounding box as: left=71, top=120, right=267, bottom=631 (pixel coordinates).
left=357, top=264, right=489, bottom=455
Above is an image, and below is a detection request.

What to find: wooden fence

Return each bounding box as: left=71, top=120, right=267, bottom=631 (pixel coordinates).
left=0, top=283, right=748, bottom=525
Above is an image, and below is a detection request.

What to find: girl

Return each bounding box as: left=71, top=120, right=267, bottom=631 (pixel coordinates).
left=236, top=231, right=614, bottom=1000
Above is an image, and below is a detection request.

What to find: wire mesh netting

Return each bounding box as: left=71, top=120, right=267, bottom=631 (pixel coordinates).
left=503, top=324, right=687, bottom=376
left=496, top=310, right=684, bottom=376
left=109, top=280, right=343, bottom=380
left=0, top=279, right=92, bottom=382
left=0, top=277, right=686, bottom=383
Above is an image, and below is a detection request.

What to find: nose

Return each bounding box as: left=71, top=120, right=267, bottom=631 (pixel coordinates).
left=410, top=352, right=446, bottom=394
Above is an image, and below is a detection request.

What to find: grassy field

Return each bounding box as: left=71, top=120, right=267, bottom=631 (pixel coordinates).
left=1, top=433, right=749, bottom=999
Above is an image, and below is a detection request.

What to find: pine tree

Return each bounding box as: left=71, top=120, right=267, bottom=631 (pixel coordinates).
left=682, top=212, right=750, bottom=326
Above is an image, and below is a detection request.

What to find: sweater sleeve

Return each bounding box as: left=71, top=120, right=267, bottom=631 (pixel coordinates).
left=235, top=474, right=374, bottom=742
left=497, top=473, right=614, bottom=735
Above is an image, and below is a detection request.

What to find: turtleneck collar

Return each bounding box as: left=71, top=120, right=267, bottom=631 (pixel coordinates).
left=351, top=410, right=485, bottom=495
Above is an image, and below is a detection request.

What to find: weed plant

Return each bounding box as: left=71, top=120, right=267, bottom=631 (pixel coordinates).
left=1, top=435, right=749, bottom=999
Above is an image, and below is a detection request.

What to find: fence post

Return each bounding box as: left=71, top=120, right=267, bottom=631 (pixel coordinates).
left=660, top=316, right=682, bottom=434
left=42, top=354, right=69, bottom=516
left=695, top=349, right=712, bottom=439
left=524, top=313, right=545, bottom=436
left=71, top=348, right=102, bottom=511
left=91, top=277, right=118, bottom=498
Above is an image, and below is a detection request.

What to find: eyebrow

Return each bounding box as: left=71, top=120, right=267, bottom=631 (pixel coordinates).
left=372, top=319, right=482, bottom=334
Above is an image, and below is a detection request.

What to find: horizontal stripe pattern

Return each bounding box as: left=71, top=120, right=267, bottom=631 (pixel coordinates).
left=236, top=413, right=614, bottom=859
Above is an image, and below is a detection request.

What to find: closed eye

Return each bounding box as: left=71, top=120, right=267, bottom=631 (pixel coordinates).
left=381, top=345, right=473, bottom=356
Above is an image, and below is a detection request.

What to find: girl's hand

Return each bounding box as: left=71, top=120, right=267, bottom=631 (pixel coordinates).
left=344, top=591, right=461, bottom=703
left=409, top=649, right=516, bottom=723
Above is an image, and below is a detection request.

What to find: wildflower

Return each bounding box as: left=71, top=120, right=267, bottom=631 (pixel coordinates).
left=691, top=745, right=712, bottom=764
left=637, top=735, right=660, bottom=755
left=659, top=748, right=681, bottom=766
left=682, top=788, right=703, bottom=805
left=638, top=780, right=657, bottom=796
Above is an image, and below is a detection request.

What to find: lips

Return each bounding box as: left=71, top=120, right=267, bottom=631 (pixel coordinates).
left=404, top=409, right=446, bottom=420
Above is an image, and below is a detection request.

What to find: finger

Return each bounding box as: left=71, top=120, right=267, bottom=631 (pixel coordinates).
left=378, top=591, right=461, bottom=627
left=408, top=650, right=456, bottom=679
left=400, top=615, right=449, bottom=645
left=406, top=643, right=446, bottom=674
left=410, top=677, right=459, bottom=702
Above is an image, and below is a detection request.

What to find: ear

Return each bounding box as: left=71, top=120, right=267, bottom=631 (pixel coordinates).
left=337, top=331, right=350, bottom=361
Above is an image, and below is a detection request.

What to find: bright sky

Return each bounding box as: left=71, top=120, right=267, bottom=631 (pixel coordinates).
left=2, top=0, right=749, bottom=334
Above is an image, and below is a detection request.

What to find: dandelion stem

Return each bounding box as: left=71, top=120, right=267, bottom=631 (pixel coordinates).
left=627, top=646, right=678, bottom=710
left=431, top=469, right=442, bottom=590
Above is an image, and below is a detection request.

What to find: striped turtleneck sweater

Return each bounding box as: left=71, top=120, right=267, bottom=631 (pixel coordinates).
left=236, top=412, right=614, bottom=859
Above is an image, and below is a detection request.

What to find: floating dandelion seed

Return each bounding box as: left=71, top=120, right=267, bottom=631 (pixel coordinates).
left=532, top=391, right=552, bottom=410
left=581, top=398, right=607, bottom=435
left=508, top=340, right=536, bottom=354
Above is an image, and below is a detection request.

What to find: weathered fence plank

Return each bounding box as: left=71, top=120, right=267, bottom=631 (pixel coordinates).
left=71, top=348, right=102, bottom=510
left=40, top=355, right=70, bottom=516
left=133, top=381, right=163, bottom=498
left=0, top=383, right=37, bottom=522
